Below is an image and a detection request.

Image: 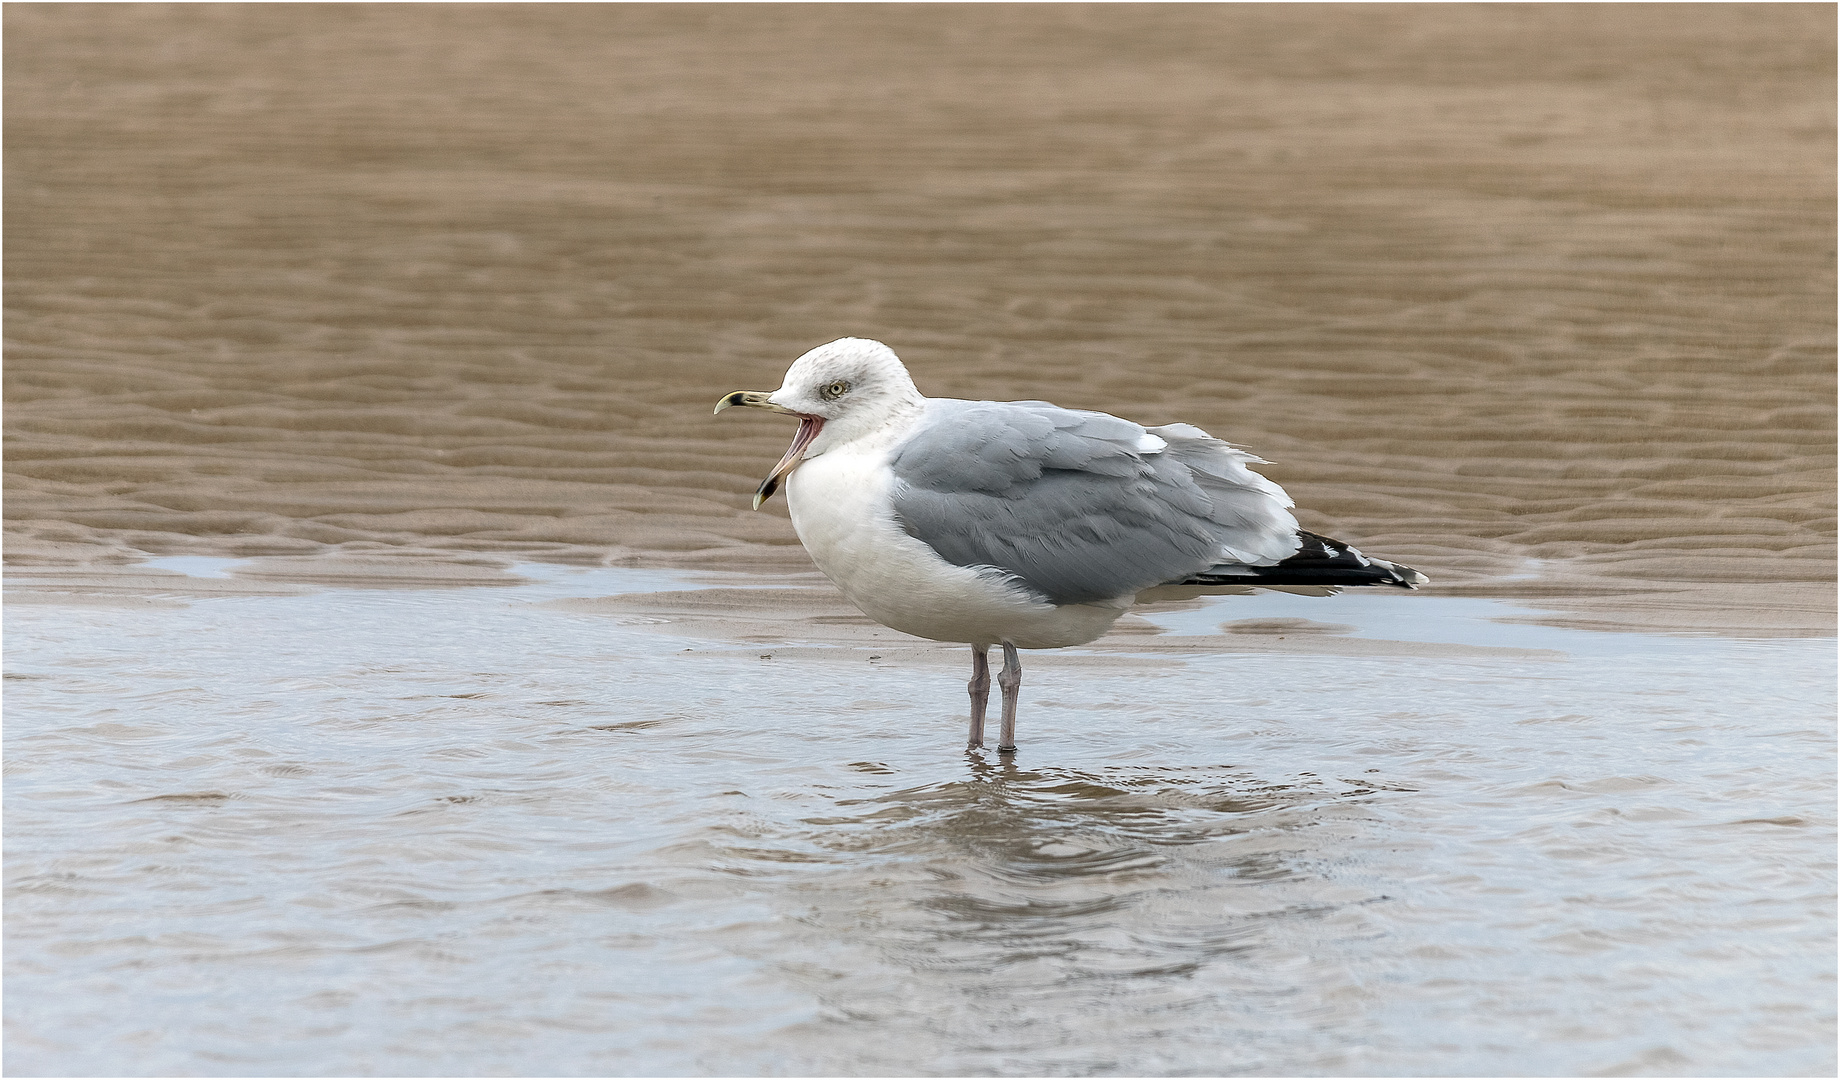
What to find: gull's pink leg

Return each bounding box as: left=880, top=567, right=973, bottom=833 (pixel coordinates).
left=996, top=642, right=1022, bottom=753
left=967, top=646, right=990, bottom=749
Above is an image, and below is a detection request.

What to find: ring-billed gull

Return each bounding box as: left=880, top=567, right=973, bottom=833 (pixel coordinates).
left=716, top=337, right=1425, bottom=752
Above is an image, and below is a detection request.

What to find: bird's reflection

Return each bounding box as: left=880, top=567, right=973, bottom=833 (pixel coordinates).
left=799, top=757, right=1377, bottom=938
left=681, top=758, right=1392, bottom=1066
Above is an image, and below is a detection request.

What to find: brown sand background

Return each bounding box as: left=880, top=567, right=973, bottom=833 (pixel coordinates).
left=7, top=3, right=1834, bottom=630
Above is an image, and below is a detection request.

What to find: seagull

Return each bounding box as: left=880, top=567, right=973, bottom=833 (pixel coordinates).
left=715, top=338, right=1426, bottom=753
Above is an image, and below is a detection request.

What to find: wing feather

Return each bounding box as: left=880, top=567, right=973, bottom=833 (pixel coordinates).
left=887, top=400, right=1301, bottom=605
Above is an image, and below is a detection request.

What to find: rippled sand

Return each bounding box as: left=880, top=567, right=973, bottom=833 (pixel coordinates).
left=5, top=5, right=1836, bottom=1077
left=6, top=5, right=1834, bottom=617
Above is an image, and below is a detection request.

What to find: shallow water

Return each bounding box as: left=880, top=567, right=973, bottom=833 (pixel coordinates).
left=7, top=563, right=1833, bottom=1077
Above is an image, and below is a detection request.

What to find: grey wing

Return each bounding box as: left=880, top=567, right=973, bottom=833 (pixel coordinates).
left=887, top=400, right=1301, bottom=605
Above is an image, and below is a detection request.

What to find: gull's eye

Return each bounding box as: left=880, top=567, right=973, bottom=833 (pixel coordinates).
left=820, top=380, right=851, bottom=401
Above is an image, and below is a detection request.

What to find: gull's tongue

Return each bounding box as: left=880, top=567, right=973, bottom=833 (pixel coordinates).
left=754, top=415, right=824, bottom=509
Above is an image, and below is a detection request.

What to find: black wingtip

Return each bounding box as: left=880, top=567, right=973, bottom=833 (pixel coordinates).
left=1173, top=531, right=1428, bottom=591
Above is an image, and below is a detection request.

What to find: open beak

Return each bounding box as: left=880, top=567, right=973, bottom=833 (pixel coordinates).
left=714, top=391, right=825, bottom=509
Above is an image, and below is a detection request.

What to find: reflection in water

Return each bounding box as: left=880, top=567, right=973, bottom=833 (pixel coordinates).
left=5, top=569, right=1833, bottom=1075
left=696, top=762, right=1397, bottom=1073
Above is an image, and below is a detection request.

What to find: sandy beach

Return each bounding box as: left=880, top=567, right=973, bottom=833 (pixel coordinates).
left=6, top=5, right=1834, bottom=1076
left=7, top=5, right=1833, bottom=619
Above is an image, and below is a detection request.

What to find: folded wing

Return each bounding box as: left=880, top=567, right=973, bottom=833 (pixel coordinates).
left=887, top=400, right=1305, bottom=605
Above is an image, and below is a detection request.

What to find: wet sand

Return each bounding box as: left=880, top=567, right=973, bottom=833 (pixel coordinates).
left=5, top=5, right=1836, bottom=1077
left=6, top=4, right=1834, bottom=622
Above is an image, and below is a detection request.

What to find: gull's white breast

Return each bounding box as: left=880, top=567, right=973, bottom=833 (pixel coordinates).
left=783, top=445, right=1131, bottom=649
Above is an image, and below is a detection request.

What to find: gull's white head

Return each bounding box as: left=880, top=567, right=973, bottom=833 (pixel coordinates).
left=714, top=338, right=925, bottom=508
